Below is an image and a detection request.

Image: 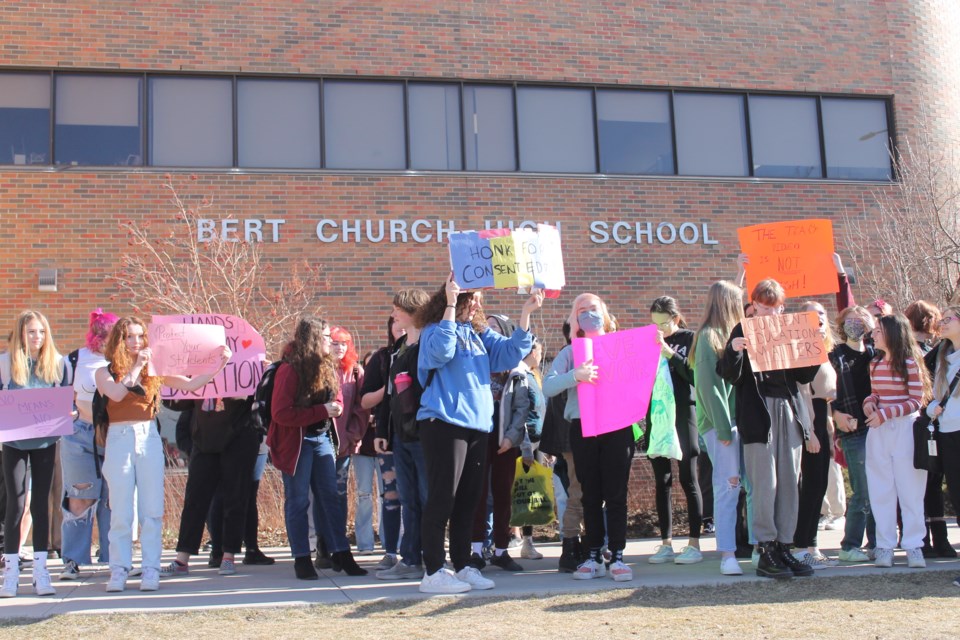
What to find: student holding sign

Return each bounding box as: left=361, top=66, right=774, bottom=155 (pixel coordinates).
left=95, top=317, right=230, bottom=593
left=718, top=279, right=820, bottom=579
left=0, top=311, right=71, bottom=598
left=414, top=276, right=541, bottom=594
left=543, top=293, right=636, bottom=583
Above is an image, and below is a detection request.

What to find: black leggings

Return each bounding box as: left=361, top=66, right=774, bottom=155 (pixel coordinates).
left=3, top=445, right=57, bottom=555
left=794, top=399, right=831, bottom=548
left=649, top=453, right=702, bottom=540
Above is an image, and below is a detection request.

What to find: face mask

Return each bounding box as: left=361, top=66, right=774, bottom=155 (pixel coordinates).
left=578, top=310, right=604, bottom=333
left=844, top=317, right=867, bottom=341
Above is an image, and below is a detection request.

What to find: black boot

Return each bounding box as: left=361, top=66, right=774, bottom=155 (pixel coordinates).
left=776, top=543, right=814, bottom=577
left=921, top=524, right=937, bottom=558
left=294, top=556, right=319, bottom=580
left=243, top=548, right=276, bottom=565
left=331, top=550, right=368, bottom=576
left=314, top=545, right=332, bottom=570
left=931, top=521, right=958, bottom=558
left=756, top=542, right=792, bottom=579
left=558, top=537, right=579, bottom=573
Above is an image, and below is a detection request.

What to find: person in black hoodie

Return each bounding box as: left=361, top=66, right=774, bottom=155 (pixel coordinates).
left=718, top=278, right=820, bottom=579
left=646, top=297, right=703, bottom=566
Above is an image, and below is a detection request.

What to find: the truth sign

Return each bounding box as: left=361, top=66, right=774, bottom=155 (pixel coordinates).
left=737, top=218, right=838, bottom=299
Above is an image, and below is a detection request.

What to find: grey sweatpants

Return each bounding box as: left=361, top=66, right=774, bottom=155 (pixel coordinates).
left=742, top=397, right=803, bottom=544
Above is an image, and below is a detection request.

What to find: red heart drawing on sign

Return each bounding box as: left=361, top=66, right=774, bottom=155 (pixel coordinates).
left=241, top=339, right=253, bottom=349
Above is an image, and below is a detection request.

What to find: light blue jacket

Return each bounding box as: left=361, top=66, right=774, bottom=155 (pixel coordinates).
left=417, top=320, right=532, bottom=432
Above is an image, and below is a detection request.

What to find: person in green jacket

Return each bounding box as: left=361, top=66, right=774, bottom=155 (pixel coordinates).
left=692, top=281, right=745, bottom=576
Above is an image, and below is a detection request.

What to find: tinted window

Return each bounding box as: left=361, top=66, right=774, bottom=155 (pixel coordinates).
left=674, top=93, right=749, bottom=177
left=408, top=83, right=462, bottom=170
left=149, top=77, right=233, bottom=167
left=56, top=75, right=142, bottom=166
left=749, top=95, right=822, bottom=178
left=324, top=81, right=405, bottom=170
left=517, top=87, right=595, bottom=173
left=0, top=74, right=50, bottom=165
left=238, top=79, right=321, bottom=168
left=822, top=98, right=891, bottom=180
left=597, top=90, right=673, bottom=175
left=463, top=85, right=516, bottom=171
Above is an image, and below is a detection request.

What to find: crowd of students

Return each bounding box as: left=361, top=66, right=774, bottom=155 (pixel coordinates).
left=1, top=254, right=959, bottom=598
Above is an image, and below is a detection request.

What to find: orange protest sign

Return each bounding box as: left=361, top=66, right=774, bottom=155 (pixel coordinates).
left=742, top=311, right=828, bottom=373
left=737, top=219, right=838, bottom=298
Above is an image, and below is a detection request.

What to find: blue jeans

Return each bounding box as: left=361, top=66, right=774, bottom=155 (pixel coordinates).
left=392, top=434, right=428, bottom=566
left=376, top=452, right=401, bottom=555
left=702, top=427, right=741, bottom=553
left=335, top=455, right=351, bottom=545
left=351, top=454, right=377, bottom=551
left=282, top=433, right=349, bottom=558
left=60, top=418, right=110, bottom=566
left=841, top=432, right=876, bottom=551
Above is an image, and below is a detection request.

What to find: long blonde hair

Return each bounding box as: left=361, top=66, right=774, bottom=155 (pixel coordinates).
left=934, top=305, right=960, bottom=401
left=8, top=310, right=62, bottom=386
left=692, top=281, right=744, bottom=361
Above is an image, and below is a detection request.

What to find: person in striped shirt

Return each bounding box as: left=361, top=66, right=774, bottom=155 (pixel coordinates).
left=863, top=313, right=932, bottom=569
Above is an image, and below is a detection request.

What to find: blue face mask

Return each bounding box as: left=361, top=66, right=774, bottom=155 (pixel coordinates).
left=578, top=310, right=604, bottom=333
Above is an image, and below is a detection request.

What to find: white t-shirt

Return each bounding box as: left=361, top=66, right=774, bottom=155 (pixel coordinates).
left=73, top=347, right=108, bottom=403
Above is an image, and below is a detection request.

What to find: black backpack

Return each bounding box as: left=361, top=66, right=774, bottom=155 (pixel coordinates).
left=388, top=343, right=434, bottom=442
left=250, top=360, right=282, bottom=437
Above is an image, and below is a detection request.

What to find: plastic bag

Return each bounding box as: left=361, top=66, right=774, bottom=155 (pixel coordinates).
left=646, top=356, right=682, bottom=460
left=509, top=458, right=556, bottom=527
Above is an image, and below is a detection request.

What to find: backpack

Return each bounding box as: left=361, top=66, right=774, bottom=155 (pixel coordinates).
left=388, top=342, right=434, bottom=442
left=249, top=360, right=282, bottom=437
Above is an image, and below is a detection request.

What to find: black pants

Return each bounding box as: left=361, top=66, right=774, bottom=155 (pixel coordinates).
left=569, top=420, right=635, bottom=553
left=420, top=419, right=487, bottom=575
left=939, top=431, right=960, bottom=528
left=208, top=477, right=263, bottom=553
left=794, top=400, right=831, bottom=548
left=175, top=428, right=258, bottom=555
left=649, top=418, right=702, bottom=540
left=3, top=445, right=56, bottom=554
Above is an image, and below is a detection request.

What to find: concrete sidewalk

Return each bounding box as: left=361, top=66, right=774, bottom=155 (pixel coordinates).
left=2, top=524, right=958, bottom=619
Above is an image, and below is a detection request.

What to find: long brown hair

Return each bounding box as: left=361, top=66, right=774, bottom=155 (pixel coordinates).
left=103, top=316, right=163, bottom=410
left=8, top=310, right=62, bottom=386
left=934, top=305, right=960, bottom=401
left=873, top=313, right=932, bottom=404
left=286, top=316, right=339, bottom=406
left=691, top=281, right=744, bottom=361
left=414, top=285, right=485, bottom=333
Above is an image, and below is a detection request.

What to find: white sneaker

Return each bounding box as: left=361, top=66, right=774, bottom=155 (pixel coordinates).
left=674, top=546, right=703, bottom=565
left=838, top=548, right=870, bottom=563
left=720, top=556, right=743, bottom=576
left=520, top=538, right=543, bottom=560
left=32, top=567, right=56, bottom=596
left=377, top=561, right=423, bottom=580
left=807, top=553, right=839, bottom=569
left=106, top=567, right=129, bottom=592
left=906, top=548, right=926, bottom=569
left=418, top=568, right=471, bottom=594
left=455, top=566, right=495, bottom=590
left=60, top=560, right=81, bottom=581
left=648, top=544, right=675, bottom=564
left=824, top=516, right=845, bottom=531
left=608, top=560, right=633, bottom=582
left=140, top=567, right=160, bottom=591
left=573, top=558, right=606, bottom=580
left=874, top=548, right=894, bottom=568
left=0, top=563, right=19, bottom=598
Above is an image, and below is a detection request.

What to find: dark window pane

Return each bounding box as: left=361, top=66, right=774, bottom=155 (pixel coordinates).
left=149, top=77, right=233, bottom=167
left=675, top=93, right=749, bottom=177
left=597, top=90, right=673, bottom=175
left=749, top=96, right=822, bottom=178
left=0, top=74, right=50, bottom=165
left=822, top=98, right=891, bottom=180
left=463, top=85, right=516, bottom=171
left=408, top=83, right=462, bottom=170
left=323, top=81, right=405, bottom=169
left=238, top=79, right=320, bottom=168
left=517, top=87, right=595, bottom=173
left=55, top=75, right=142, bottom=166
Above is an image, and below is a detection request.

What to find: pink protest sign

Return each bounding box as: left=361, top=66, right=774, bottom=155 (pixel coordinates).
left=153, top=314, right=266, bottom=400
left=146, top=322, right=226, bottom=378
left=572, top=325, right=661, bottom=437
left=0, top=386, right=74, bottom=443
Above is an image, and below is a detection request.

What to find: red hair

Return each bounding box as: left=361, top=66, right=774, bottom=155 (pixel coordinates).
left=330, top=326, right=359, bottom=373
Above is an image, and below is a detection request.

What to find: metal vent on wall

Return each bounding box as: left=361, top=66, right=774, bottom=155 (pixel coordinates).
left=38, top=268, right=58, bottom=292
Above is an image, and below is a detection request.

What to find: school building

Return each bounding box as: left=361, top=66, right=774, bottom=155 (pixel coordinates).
left=2, top=1, right=959, bottom=356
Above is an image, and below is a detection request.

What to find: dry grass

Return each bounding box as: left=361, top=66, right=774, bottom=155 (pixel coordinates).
left=1, top=571, right=956, bottom=639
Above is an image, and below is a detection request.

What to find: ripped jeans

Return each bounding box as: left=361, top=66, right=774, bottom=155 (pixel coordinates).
left=702, top=426, right=742, bottom=553
left=60, top=418, right=110, bottom=566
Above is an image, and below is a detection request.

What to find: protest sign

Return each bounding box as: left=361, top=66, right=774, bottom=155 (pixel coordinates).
left=449, top=224, right=565, bottom=295
left=572, top=325, right=660, bottom=437
left=146, top=322, right=226, bottom=378
left=737, top=218, right=837, bottom=298
left=0, top=386, right=74, bottom=443
left=152, top=314, right=266, bottom=400
left=742, top=311, right=828, bottom=373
